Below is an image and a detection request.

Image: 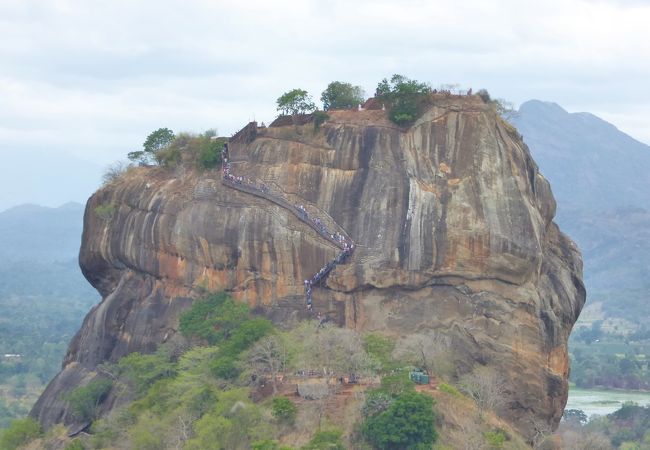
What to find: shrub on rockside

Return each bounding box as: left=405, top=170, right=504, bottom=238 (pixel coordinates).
left=271, top=397, right=297, bottom=425
left=65, top=379, right=113, bottom=422
left=94, top=203, right=116, bottom=221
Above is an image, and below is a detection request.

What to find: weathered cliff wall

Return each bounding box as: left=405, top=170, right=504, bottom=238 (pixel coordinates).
left=32, top=95, right=585, bottom=439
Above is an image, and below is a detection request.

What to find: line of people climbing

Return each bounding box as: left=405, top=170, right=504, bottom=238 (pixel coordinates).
left=220, top=143, right=356, bottom=313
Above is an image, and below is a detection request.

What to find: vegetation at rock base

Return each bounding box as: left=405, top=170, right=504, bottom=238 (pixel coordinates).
left=0, top=417, right=41, bottom=450
left=375, top=74, right=432, bottom=125
left=250, top=336, right=288, bottom=395
left=179, top=292, right=249, bottom=345
left=459, top=366, right=507, bottom=419
left=437, top=382, right=461, bottom=397
left=362, top=389, right=437, bottom=450
left=179, top=292, right=274, bottom=380
left=392, top=332, right=453, bottom=378
left=320, top=81, right=366, bottom=111
left=484, top=429, right=507, bottom=448
left=42, top=293, right=423, bottom=448
left=65, top=379, right=113, bottom=422
left=8, top=290, right=542, bottom=449
left=64, top=439, right=86, bottom=450
left=271, top=397, right=297, bottom=425
left=301, top=429, right=346, bottom=450
left=363, top=333, right=398, bottom=372
left=112, top=348, right=178, bottom=394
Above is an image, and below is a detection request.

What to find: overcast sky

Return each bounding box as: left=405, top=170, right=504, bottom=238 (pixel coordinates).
left=1, top=0, right=649, bottom=211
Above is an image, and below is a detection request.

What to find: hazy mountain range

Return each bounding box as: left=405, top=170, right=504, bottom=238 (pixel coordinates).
left=0, top=149, right=103, bottom=213
left=0, top=202, right=85, bottom=263
left=513, top=100, right=650, bottom=326
left=0, top=202, right=96, bottom=297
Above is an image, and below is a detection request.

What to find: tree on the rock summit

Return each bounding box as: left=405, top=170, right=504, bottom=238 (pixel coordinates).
left=276, top=89, right=316, bottom=116
left=375, top=74, right=431, bottom=125
left=128, top=127, right=175, bottom=165
left=320, top=81, right=366, bottom=110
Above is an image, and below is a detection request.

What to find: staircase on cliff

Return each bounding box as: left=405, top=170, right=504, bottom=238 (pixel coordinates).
left=220, top=129, right=355, bottom=316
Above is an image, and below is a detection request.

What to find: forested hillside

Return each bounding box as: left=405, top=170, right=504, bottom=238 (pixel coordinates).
left=0, top=203, right=98, bottom=428
left=4, top=292, right=530, bottom=450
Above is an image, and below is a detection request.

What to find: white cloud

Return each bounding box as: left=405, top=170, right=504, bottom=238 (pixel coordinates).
left=0, top=0, right=649, bottom=209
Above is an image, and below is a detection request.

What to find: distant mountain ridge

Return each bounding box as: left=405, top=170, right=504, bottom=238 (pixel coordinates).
left=0, top=201, right=97, bottom=428
left=513, top=101, right=650, bottom=324
left=0, top=202, right=85, bottom=263
left=0, top=147, right=102, bottom=213
left=513, top=100, right=650, bottom=214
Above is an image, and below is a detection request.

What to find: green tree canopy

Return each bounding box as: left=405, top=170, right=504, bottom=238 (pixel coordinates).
left=179, top=292, right=249, bottom=345
left=563, top=409, right=588, bottom=427
left=375, top=74, right=430, bottom=99
left=302, top=429, right=346, bottom=450
left=363, top=391, right=437, bottom=450
left=0, top=418, right=41, bottom=450
left=179, top=292, right=273, bottom=380
left=276, top=89, right=316, bottom=116
left=197, top=136, right=226, bottom=169
left=271, top=397, right=297, bottom=425
left=65, top=378, right=113, bottom=422
left=128, top=127, right=175, bottom=165
left=320, top=81, right=365, bottom=111
left=375, top=74, right=431, bottom=126
left=114, top=347, right=177, bottom=393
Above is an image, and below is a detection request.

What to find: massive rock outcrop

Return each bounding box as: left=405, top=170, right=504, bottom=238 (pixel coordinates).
left=32, top=95, right=585, bottom=438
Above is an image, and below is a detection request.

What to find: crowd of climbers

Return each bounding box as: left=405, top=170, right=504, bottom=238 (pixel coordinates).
left=221, top=143, right=355, bottom=316
left=431, top=87, right=472, bottom=96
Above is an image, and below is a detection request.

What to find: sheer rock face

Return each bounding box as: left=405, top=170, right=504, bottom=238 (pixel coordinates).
left=32, top=96, right=585, bottom=438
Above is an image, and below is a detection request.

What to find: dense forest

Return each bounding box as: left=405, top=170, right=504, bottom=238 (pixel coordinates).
left=0, top=267, right=96, bottom=427
left=569, top=322, right=650, bottom=390
left=0, top=204, right=98, bottom=429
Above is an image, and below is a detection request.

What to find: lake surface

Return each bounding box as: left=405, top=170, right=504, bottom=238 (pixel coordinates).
left=566, top=387, right=650, bottom=418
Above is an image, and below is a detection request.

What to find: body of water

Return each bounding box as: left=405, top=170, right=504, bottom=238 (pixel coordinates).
left=566, top=387, right=650, bottom=418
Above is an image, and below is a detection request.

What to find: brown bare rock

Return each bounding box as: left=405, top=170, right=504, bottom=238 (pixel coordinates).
left=31, top=95, right=585, bottom=439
